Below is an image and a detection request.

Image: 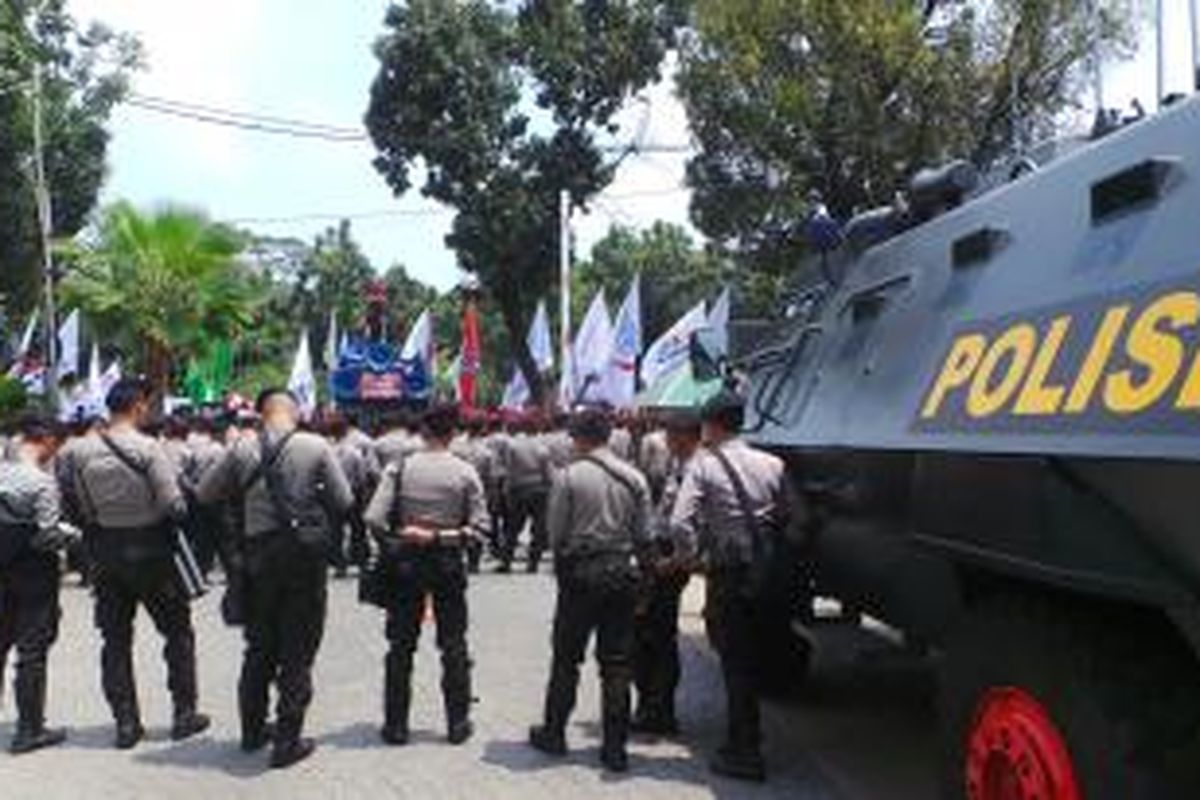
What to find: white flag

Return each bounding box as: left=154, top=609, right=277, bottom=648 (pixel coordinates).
left=604, top=275, right=642, bottom=408
left=99, top=359, right=122, bottom=399
left=56, top=309, right=80, bottom=380
left=640, top=301, right=709, bottom=390
left=324, top=310, right=339, bottom=371
left=16, top=309, right=38, bottom=357
left=572, top=290, right=614, bottom=404
left=401, top=309, right=436, bottom=375
left=527, top=301, right=554, bottom=373
left=287, top=330, right=317, bottom=420
left=708, top=286, right=731, bottom=349
left=502, top=366, right=531, bottom=410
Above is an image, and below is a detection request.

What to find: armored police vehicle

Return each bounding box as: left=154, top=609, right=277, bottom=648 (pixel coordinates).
left=733, top=96, right=1200, bottom=799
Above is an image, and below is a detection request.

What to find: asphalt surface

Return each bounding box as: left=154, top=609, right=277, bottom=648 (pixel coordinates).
left=0, top=570, right=939, bottom=799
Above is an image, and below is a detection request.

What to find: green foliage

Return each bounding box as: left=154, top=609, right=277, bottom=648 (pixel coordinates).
left=365, top=0, right=684, bottom=400
left=289, top=220, right=375, bottom=349
left=677, top=0, right=1135, bottom=272
left=61, top=202, right=260, bottom=388
left=0, top=374, right=27, bottom=421
left=0, top=0, right=141, bottom=315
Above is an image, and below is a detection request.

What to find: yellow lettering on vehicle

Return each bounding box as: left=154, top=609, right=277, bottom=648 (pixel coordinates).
left=1104, top=292, right=1199, bottom=414
left=1064, top=306, right=1130, bottom=414
left=1013, top=316, right=1072, bottom=416
left=966, top=324, right=1037, bottom=418
left=920, top=333, right=987, bottom=419
left=1175, top=348, right=1200, bottom=409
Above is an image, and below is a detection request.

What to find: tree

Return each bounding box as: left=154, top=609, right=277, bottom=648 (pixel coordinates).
left=677, top=0, right=1134, bottom=273
left=365, top=0, right=686, bottom=402
left=289, top=220, right=375, bottom=357
left=0, top=1, right=140, bottom=315
left=61, top=202, right=260, bottom=391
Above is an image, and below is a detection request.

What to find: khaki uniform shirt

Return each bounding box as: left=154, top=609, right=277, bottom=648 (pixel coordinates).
left=547, top=447, right=651, bottom=560
left=608, top=428, right=634, bottom=462
left=335, top=437, right=376, bottom=498
left=375, top=430, right=424, bottom=467
left=505, top=433, right=552, bottom=492
left=451, top=435, right=497, bottom=492
left=0, top=457, right=78, bottom=553
left=638, top=429, right=671, bottom=488
left=363, top=449, right=489, bottom=538
left=669, top=438, right=796, bottom=568
left=542, top=430, right=574, bottom=471
left=485, top=431, right=514, bottom=483
left=71, top=427, right=186, bottom=529
left=196, top=428, right=353, bottom=539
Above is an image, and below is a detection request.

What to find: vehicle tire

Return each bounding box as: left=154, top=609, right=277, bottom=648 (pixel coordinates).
left=938, top=593, right=1200, bottom=800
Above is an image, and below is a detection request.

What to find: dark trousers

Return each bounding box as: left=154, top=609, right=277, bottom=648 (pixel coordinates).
left=0, top=555, right=60, bottom=733
left=542, top=560, right=637, bottom=752
left=634, top=572, right=689, bottom=724
left=383, top=546, right=471, bottom=731
left=502, top=487, right=548, bottom=569
left=704, top=572, right=762, bottom=757
left=93, top=559, right=197, bottom=723
left=240, top=535, right=328, bottom=746
left=186, top=506, right=222, bottom=577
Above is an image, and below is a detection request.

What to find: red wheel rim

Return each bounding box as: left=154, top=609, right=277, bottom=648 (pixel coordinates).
left=965, top=687, right=1081, bottom=800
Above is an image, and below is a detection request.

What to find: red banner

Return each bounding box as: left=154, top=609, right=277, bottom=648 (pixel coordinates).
left=459, top=300, right=481, bottom=409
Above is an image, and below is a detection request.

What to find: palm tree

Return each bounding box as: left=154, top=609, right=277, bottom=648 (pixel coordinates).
left=62, top=202, right=261, bottom=392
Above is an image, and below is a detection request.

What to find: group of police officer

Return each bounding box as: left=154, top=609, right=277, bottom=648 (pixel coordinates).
left=0, top=376, right=794, bottom=782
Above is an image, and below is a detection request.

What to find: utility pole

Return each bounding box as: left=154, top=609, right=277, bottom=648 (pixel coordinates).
left=30, top=60, right=58, bottom=400
left=558, top=190, right=571, bottom=409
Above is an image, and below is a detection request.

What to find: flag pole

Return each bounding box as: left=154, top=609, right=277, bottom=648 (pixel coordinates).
left=1156, top=0, right=1167, bottom=108
left=558, top=190, right=571, bottom=410
left=1190, top=0, right=1200, bottom=91
left=31, top=61, right=58, bottom=401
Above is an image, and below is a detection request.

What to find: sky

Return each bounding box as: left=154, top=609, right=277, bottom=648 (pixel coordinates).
left=67, top=1, right=1199, bottom=295
left=67, top=0, right=695, bottom=293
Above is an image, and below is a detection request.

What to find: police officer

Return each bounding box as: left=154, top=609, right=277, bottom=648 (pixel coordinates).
left=528, top=407, right=651, bottom=773
left=669, top=389, right=799, bottom=782
left=197, top=388, right=353, bottom=768
left=70, top=378, right=210, bottom=749
left=450, top=412, right=496, bottom=573
left=0, top=417, right=79, bottom=754
left=375, top=409, right=424, bottom=467
left=327, top=412, right=378, bottom=575
left=364, top=403, right=488, bottom=746
left=632, top=410, right=700, bottom=736
left=500, top=415, right=552, bottom=573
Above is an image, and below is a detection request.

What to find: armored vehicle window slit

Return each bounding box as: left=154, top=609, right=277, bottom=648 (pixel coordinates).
left=843, top=276, right=912, bottom=324
left=1090, top=158, right=1181, bottom=224
left=952, top=228, right=1009, bottom=270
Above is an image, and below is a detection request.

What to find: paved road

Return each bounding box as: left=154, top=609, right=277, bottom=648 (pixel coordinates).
left=0, top=572, right=937, bottom=800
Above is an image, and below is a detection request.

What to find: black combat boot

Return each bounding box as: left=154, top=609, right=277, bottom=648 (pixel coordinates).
left=381, top=656, right=411, bottom=746
left=10, top=668, right=66, bottom=755
left=270, top=715, right=315, bottom=769
left=115, top=717, right=144, bottom=750
left=600, top=668, right=632, bottom=773
left=171, top=708, right=212, bottom=741
left=709, top=745, right=766, bottom=782
left=529, top=662, right=576, bottom=756
left=241, top=721, right=275, bottom=753
left=443, top=649, right=474, bottom=745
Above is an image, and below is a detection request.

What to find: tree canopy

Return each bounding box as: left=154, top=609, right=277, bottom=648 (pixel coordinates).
left=365, top=0, right=686, bottom=400
left=0, top=0, right=140, bottom=315
left=677, top=0, right=1135, bottom=274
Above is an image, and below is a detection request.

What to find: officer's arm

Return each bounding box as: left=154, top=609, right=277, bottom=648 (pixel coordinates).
left=463, top=468, right=490, bottom=537
left=668, top=459, right=705, bottom=564
left=31, top=474, right=78, bottom=551
left=148, top=444, right=187, bottom=522
left=363, top=464, right=396, bottom=535
left=545, top=470, right=570, bottom=555
left=320, top=444, right=355, bottom=516
left=195, top=447, right=237, bottom=505
left=632, top=476, right=654, bottom=566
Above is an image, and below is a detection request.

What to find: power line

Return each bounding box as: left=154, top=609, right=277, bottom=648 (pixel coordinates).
left=125, top=97, right=368, bottom=142
left=225, top=208, right=452, bottom=226
left=131, top=92, right=364, bottom=136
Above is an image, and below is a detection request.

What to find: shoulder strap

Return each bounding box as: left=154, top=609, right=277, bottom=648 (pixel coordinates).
left=388, top=457, right=406, bottom=533
left=708, top=444, right=766, bottom=551
left=100, top=432, right=155, bottom=500
left=256, top=430, right=297, bottom=526
left=581, top=454, right=640, bottom=502
left=241, top=430, right=295, bottom=494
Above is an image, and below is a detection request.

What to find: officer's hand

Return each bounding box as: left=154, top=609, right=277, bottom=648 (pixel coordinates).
left=399, top=524, right=437, bottom=545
